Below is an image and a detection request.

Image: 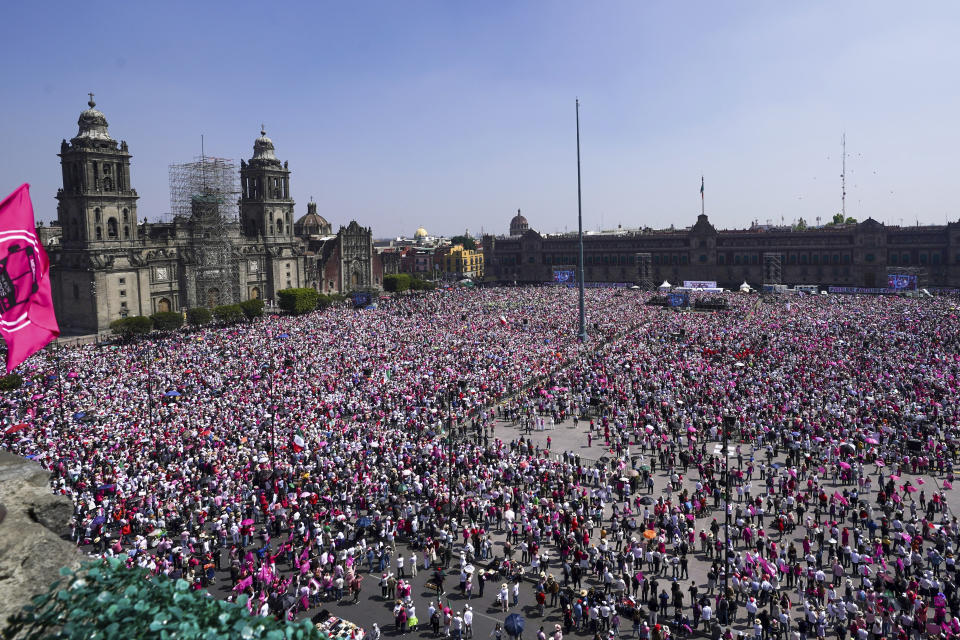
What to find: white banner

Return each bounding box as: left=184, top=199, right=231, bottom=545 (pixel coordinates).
left=682, top=280, right=717, bottom=289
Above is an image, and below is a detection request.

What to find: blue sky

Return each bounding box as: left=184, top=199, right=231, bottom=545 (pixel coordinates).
left=2, top=1, right=959, bottom=237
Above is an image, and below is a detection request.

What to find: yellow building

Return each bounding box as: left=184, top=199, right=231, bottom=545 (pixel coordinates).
left=439, top=244, right=484, bottom=280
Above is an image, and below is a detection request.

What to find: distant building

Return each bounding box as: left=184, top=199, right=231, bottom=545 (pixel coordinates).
left=438, top=244, right=484, bottom=280
left=484, top=211, right=960, bottom=289
left=45, top=97, right=381, bottom=333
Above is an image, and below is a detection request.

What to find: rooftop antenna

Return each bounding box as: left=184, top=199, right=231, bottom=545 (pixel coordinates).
left=200, top=134, right=206, bottom=190
left=841, top=132, right=846, bottom=220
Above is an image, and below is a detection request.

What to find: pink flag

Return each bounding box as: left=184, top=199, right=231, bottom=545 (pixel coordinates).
left=0, top=184, right=59, bottom=372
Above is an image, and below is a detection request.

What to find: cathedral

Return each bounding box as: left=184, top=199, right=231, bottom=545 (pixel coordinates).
left=44, top=97, right=384, bottom=334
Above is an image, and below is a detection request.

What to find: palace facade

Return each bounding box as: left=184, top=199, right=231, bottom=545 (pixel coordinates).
left=483, top=212, right=960, bottom=290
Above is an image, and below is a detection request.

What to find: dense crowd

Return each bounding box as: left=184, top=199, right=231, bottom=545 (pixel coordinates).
left=3, top=287, right=960, bottom=640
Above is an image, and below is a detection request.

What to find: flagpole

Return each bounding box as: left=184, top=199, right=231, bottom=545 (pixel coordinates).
left=576, top=99, right=587, bottom=343
left=53, top=344, right=67, bottom=437
left=701, top=175, right=705, bottom=217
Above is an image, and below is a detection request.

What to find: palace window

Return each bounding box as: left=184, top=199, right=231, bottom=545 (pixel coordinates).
left=890, top=254, right=898, bottom=265
left=866, top=253, right=875, bottom=263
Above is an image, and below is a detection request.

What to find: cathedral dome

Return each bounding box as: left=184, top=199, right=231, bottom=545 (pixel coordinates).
left=74, top=95, right=113, bottom=142
left=295, top=203, right=332, bottom=236
left=414, top=227, right=428, bottom=239
left=252, top=126, right=279, bottom=162
left=509, top=209, right=529, bottom=236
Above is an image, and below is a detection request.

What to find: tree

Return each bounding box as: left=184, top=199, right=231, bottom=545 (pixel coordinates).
left=315, top=293, right=332, bottom=310
left=2, top=558, right=326, bottom=640
left=186, top=307, right=212, bottom=327
left=832, top=212, right=845, bottom=225
left=213, top=304, right=244, bottom=325
left=277, top=288, right=319, bottom=315
left=383, top=273, right=411, bottom=292
left=150, top=311, right=184, bottom=331
left=239, top=298, right=265, bottom=320
left=0, top=373, right=23, bottom=391
left=450, top=235, right=477, bottom=250
left=794, top=217, right=808, bottom=231
left=109, top=316, right=153, bottom=338
left=845, top=216, right=857, bottom=224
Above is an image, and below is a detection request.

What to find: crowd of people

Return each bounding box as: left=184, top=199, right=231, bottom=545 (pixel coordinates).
left=3, top=286, right=960, bottom=640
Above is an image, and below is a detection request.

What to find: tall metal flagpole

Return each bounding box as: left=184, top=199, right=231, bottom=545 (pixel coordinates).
left=576, top=99, right=587, bottom=342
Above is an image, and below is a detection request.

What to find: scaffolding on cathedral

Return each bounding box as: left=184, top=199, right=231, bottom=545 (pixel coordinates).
left=168, top=157, right=242, bottom=307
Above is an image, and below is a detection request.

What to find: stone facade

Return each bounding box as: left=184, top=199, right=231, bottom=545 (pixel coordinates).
left=46, top=98, right=381, bottom=334
left=484, top=213, right=960, bottom=289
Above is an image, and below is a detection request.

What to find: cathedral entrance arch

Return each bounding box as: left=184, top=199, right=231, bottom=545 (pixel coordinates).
left=206, top=288, right=220, bottom=308
left=157, top=297, right=171, bottom=313
left=250, top=287, right=260, bottom=299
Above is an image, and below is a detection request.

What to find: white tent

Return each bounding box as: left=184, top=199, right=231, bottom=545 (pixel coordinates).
left=739, top=281, right=752, bottom=293
left=659, top=281, right=673, bottom=291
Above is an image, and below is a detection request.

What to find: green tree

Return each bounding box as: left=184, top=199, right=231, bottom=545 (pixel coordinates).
left=239, top=298, right=265, bottom=320
left=109, top=316, right=153, bottom=338
left=2, top=559, right=326, bottom=640
left=449, top=235, right=477, bottom=250
left=316, top=293, right=332, bottom=309
left=277, top=288, right=319, bottom=314
left=383, top=273, right=411, bottom=292
left=794, top=217, right=808, bottom=231
left=150, top=311, right=184, bottom=331
left=832, top=212, right=845, bottom=225
left=0, top=373, right=23, bottom=391
left=186, top=307, right=212, bottom=327
left=213, top=304, right=244, bottom=325
left=845, top=216, right=857, bottom=224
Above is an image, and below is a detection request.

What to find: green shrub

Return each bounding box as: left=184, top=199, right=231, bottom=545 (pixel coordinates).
left=2, top=558, right=326, bottom=640
left=316, top=294, right=332, bottom=310
left=277, top=288, right=319, bottom=315
left=186, top=307, right=212, bottom=327
left=109, top=316, right=153, bottom=338
left=0, top=373, right=23, bottom=391
left=383, top=273, right=411, bottom=292
left=150, top=311, right=184, bottom=331
left=239, top=298, right=265, bottom=320
left=408, top=278, right=436, bottom=291
left=213, top=304, right=244, bottom=325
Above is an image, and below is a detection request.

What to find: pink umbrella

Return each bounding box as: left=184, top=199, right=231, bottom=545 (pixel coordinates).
left=917, top=478, right=925, bottom=485
left=838, top=461, right=851, bottom=470
left=904, top=485, right=918, bottom=493
left=890, top=474, right=900, bottom=481
left=944, top=480, right=953, bottom=490
left=241, top=518, right=254, bottom=526
left=876, top=459, right=885, bottom=467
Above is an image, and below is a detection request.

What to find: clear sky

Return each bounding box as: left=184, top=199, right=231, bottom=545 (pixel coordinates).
left=2, top=1, right=959, bottom=238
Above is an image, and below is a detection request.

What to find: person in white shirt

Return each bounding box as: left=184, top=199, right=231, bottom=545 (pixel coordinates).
left=463, top=605, right=474, bottom=638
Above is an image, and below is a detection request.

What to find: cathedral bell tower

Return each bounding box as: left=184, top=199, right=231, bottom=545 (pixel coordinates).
left=239, top=127, right=294, bottom=242
left=56, top=94, right=138, bottom=248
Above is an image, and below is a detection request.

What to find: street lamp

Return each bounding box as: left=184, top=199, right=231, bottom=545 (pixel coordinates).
left=448, top=380, right=468, bottom=562
left=721, top=412, right=736, bottom=600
